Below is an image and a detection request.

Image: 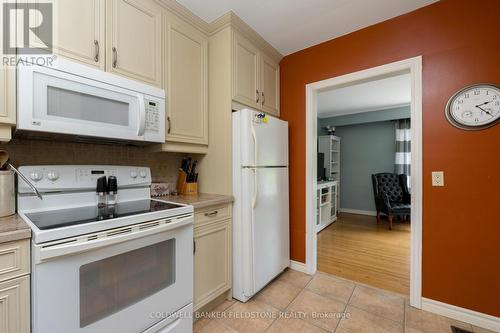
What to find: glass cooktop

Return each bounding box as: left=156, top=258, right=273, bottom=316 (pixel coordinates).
left=25, top=200, right=184, bottom=230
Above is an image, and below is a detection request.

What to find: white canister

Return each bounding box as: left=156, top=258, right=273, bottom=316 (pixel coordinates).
left=0, top=170, right=15, bottom=217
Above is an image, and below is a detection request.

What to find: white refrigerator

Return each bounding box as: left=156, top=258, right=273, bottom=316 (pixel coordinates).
left=232, top=109, right=290, bottom=302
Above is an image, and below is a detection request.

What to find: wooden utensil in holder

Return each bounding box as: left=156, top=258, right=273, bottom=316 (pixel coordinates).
left=176, top=170, right=198, bottom=195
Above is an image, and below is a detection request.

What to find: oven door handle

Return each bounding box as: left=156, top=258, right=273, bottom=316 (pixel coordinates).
left=34, top=215, right=193, bottom=264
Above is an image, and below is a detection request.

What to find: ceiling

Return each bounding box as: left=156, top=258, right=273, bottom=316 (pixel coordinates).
left=175, top=0, right=438, bottom=55
left=317, top=73, right=411, bottom=118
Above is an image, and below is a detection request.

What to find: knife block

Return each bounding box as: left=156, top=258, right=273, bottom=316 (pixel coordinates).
left=176, top=170, right=198, bottom=195
left=182, top=182, right=198, bottom=195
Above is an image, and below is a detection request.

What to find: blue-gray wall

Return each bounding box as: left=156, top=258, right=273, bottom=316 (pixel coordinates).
left=333, top=121, right=396, bottom=212
left=317, top=107, right=410, bottom=212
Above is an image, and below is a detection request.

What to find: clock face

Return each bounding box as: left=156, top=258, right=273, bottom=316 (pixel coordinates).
left=446, top=84, right=500, bottom=130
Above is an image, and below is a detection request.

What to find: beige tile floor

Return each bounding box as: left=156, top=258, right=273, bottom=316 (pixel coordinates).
left=194, top=269, right=494, bottom=333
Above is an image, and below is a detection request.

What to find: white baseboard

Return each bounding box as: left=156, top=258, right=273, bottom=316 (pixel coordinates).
left=422, top=298, right=500, bottom=332
left=339, top=208, right=377, bottom=216
left=289, top=260, right=308, bottom=274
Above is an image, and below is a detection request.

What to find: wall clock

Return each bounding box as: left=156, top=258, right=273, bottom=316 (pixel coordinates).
left=445, top=84, right=500, bottom=130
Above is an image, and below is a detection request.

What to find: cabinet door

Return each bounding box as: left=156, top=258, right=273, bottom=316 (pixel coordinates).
left=0, top=65, right=16, bottom=132
left=194, top=219, right=231, bottom=310
left=232, top=31, right=261, bottom=109
left=107, top=0, right=162, bottom=86
left=260, top=54, right=280, bottom=117
left=165, top=13, right=208, bottom=145
left=51, top=0, right=105, bottom=69
left=0, top=1, right=16, bottom=142
left=330, top=184, right=337, bottom=219
left=0, top=276, right=30, bottom=333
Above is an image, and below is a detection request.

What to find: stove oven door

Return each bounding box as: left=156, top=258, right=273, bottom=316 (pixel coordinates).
left=31, top=215, right=193, bottom=333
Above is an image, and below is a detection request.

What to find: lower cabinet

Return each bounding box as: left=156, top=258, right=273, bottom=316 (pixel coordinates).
left=0, top=239, right=30, bottom=333
left=316, top=181, right=338, bottom=233
left=193, top=204, right=232, bottom=311
left=0, top=276, right=30, bottom=333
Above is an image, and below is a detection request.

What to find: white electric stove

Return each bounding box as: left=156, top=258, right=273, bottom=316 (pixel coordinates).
left=17, top=165, right=194, bottom=333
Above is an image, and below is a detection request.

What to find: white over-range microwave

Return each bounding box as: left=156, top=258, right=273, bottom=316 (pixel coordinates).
left=17, top=58, right=165, bottom=144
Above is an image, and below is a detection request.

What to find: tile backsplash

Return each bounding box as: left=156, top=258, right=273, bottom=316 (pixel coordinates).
left=2, top=139, right=185, bottom=186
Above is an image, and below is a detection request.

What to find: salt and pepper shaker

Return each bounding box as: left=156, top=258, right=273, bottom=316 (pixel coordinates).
left=96, top=176, right=107, bottom=208
left=96, top=175, right=118, bottom=208
left=107, top=176, right=118, bottom=206
left=97, top=206, right=107, bottom=220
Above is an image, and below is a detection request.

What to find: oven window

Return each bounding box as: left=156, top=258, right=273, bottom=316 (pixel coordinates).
left=47, top=86, right=130, bottom=126
left=80, top=239, right=175, bottom=327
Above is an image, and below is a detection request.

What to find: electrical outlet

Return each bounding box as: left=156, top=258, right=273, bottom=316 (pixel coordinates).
left=432, top=171, right=444, bottom=186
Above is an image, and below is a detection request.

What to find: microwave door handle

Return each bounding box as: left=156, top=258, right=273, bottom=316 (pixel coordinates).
left=137, top=94, right=146, bottom=136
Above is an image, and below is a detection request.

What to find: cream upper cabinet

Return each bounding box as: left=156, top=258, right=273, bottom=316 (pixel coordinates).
left=193, top=205, right=232, bottom=311
left=260, top=53, right=280, bottom=117
left=0, top=64, right=16, bottom=143
left=232, top=31, right=261, bottom=110
left=0, top=1, right=16, bottom=142
left=106, top=0, right=163, bottom=87
left=164, top=13, right=208, bottom=145
left=47, top=0, right=160, bottom=82
left=232, top=30, right=280, bottom=116
left=50, top=0, right=105, bottom=69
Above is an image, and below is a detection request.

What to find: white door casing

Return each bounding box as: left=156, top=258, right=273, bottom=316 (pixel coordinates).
left=304, top=56, right=423, bottom=308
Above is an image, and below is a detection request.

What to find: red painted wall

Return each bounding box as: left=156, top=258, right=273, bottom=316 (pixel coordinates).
left=280, top=0, right=500, bottom=316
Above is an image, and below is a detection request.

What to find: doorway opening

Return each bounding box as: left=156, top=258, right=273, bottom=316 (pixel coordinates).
left=304, top=57, right=422, bottom=308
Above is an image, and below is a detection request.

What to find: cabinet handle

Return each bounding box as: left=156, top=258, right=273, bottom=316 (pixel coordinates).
left=94, top=40, right=99, bottom=62
left=204, top=210, right=218, bottom=217
left=112, top=47, right=117, bottom=68
left=256, top=90, right=260, bottom=103
left=193, top=240, right=196, bottom=254
left=262, top=92, right=265, bottom=105
left=167, top=116, right=171, bottom=134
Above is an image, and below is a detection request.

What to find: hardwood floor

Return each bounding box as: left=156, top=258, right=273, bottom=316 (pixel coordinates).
left=317, top=213, right=410, bottom=295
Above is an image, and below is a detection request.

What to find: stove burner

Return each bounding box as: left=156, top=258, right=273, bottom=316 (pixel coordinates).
left=25, top=200, right=183, bottom=230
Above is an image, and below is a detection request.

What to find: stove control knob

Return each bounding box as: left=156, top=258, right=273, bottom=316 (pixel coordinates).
left=47, top=171, right=59, bottom=181
left=130, top=171, right=138, bottom=179
left=30, top=171, right=43, bottom=182
left=139, top=171, right=147, bottom=178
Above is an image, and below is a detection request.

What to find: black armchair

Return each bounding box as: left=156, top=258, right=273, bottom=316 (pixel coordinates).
left=371, top=173, right=410, bottom=230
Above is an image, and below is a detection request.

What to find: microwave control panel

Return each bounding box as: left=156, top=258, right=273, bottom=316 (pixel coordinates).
left=145, top=100, right=160, bottom=133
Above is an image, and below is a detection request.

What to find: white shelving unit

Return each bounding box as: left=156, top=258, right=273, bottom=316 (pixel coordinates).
left=316, top=181, right=338, bottom=233
left=318, top=135, right=341, bottom=208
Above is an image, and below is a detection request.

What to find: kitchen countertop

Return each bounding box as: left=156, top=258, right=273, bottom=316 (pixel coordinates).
left=0, top=194, right=233, bottom=244
left=0, top=214, right=31, bottom=244
left=156, top=193, right=234, bottom=210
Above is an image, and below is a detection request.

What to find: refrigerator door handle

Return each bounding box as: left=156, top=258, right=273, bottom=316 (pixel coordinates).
left=252, top=168, right=258, bottom=208
left=250, top=118, right=258, bottom=208
left=251, top=117, right=258, bottom=166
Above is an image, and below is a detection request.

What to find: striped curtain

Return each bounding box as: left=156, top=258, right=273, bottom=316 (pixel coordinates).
left=395, top=119, right=411, bottom=184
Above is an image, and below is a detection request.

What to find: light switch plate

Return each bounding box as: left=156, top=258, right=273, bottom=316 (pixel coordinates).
left=432, top=171, right=444, bottom=186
